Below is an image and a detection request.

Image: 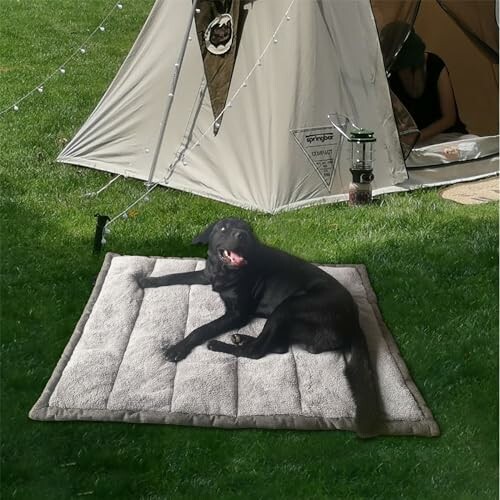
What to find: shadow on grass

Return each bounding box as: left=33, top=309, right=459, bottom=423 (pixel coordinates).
left=1, top=188, right=498, bottom=499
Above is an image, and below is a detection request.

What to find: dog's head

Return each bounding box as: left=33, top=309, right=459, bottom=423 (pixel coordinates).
left=193, top=218, right=256, bottom=269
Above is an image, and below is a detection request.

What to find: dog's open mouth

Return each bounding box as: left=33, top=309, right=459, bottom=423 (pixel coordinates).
left=219, top=249, right=247, bottom=267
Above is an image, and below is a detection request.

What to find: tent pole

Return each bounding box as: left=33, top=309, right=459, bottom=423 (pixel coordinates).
left=147, top=0, right=199, bottom=185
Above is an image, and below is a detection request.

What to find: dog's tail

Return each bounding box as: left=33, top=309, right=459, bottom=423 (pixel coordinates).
left=343, top=322, right=383, bottom=438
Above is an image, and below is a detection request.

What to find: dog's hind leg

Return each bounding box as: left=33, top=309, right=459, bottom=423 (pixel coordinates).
left=226, top=304, right=296, bottom=359
left=231, top=333, right=289, bottom=352
left=231, top=333, right=288, bottom=354
left=208, top=316, right=290, bottom=357
left=233, top=333, right=289, bottom=354
left=208, top=334, right=288, bottom=356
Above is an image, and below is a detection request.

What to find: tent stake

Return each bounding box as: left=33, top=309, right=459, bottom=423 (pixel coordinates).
left=147, top=0, right=200, bottom=185
left=93, top=214, right=110, bottom=254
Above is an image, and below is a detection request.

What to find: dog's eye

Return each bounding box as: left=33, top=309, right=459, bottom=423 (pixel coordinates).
left=220, top=226, right=226, bottom=232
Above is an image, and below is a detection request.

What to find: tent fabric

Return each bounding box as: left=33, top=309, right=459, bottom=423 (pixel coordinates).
left=57, top=0, right=406, bottom=213
left=370, top=0, right=421, bottom=74
left=58, top=0, right=498, bottom=213
left=414, top=1, right=498, bottom=137
left=436, top=0, right=499, bottom=63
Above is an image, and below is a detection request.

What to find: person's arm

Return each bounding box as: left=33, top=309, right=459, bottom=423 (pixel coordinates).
left=417, top=67, right=458, bottom=144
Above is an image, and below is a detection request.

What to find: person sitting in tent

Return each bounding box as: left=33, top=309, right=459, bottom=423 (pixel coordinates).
left=386, top=25, right=467, bottom=146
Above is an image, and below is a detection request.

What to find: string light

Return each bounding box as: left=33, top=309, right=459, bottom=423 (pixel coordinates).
left=0, top=1, right=125, bottom=117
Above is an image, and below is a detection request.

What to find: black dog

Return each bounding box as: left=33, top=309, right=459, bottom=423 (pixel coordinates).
left=141, top=218, right=382, bottom=436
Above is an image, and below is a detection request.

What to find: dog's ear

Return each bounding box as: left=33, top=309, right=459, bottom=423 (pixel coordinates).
left=192, top=221, right=217, bottom=245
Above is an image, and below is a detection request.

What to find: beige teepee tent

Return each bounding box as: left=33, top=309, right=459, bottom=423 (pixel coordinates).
left=58, top=0, right=498, bottom=213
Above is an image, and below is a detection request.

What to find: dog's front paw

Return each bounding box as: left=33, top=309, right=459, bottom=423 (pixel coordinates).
left=164, top=341, right=191, bottom=362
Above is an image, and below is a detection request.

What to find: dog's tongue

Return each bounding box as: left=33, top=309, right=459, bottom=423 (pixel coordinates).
left=228, top=251, right=245, bottom=266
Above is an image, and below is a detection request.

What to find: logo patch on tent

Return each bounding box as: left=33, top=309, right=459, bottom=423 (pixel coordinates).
left=194, top=1, right=247, bottom=135
left=291, top=126, right=344, bottom=191
left=205, top=14, right=233, bottom=55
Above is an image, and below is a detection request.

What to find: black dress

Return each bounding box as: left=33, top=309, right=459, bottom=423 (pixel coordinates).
left=389, top=52, right=467, bottom=134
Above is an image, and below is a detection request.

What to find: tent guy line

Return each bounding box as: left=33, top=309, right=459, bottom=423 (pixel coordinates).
left=82, top=173, right=123, bottom=198
left=0, top=1, right=124, bottom=117
left=105, top=181, right=159, bottom=228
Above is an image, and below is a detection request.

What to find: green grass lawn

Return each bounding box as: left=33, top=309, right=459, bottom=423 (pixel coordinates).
left=1, top=1, right=498, bottom=498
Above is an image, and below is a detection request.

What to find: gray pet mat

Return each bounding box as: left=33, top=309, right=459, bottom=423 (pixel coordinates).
left=30, top=254, right=439, bottom=436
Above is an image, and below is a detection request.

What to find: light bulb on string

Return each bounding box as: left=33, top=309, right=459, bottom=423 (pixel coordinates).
left=1, top=0, right=133, bottom=121
left=273, top=38, right=278, bottom=44
left=195, top=8, right=201, bottom=14
left=122, top=213, right=128, bottom=220
left=101, top=238, right=107, bottom=245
